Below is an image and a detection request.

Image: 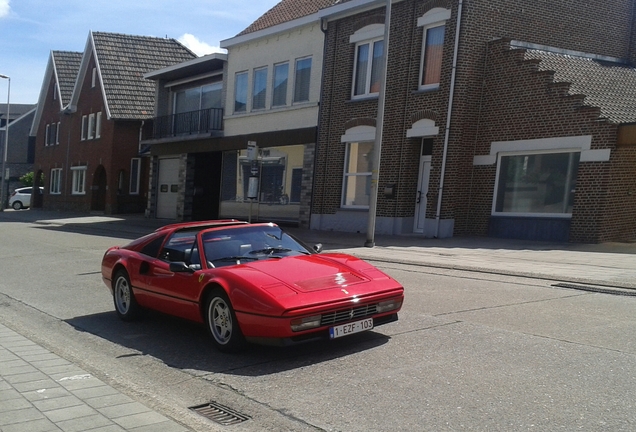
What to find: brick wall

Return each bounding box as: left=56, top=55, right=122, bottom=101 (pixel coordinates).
left=314, top=0, right=636, bottom=242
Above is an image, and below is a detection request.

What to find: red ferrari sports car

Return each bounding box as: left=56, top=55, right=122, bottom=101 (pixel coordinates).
left=101, top=220, right=404, bottom=352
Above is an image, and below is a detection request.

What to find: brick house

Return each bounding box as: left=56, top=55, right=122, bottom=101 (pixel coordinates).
left=30, top=32, right=195, bottom=214
left=312, top=0, right=636, bottom=243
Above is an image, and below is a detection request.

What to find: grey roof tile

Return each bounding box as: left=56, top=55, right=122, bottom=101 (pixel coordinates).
left=524, top=49, right=636, bottom=124
left=52, top=51, right=82, bottom=105
left=92, top=32, right=196, bottom=120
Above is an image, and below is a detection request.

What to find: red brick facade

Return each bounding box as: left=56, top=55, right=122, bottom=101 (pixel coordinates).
left=313, top=0, right=636, bottom=242
left=34, top=53, right=148, bottom=214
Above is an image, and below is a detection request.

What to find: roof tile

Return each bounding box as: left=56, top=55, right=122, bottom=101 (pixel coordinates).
left=524, top=49, right=636, bottom=124
left=92, top=32, right=196, bottom=120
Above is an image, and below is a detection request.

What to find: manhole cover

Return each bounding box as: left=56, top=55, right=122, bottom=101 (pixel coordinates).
left=190, top=402, right=250, bottom=426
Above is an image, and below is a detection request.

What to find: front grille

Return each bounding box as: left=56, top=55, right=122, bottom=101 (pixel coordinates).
left=321, top=303, right=378, bottom=326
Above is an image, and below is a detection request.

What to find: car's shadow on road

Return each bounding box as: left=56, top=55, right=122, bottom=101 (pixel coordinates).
left=65, top=310, right=391, bottom=377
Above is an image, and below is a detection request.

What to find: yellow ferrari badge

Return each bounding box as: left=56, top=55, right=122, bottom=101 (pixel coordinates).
left=198, top=274, right=204, bottom=283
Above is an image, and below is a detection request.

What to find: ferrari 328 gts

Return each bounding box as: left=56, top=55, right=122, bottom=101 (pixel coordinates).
left=101, top=220, right=404, bottom=352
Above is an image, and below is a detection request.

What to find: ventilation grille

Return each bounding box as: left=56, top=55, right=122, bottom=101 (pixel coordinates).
left=321, top=303, right=378, bottom=326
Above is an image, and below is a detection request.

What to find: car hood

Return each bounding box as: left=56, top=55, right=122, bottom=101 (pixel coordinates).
left=216, top=253, right=402, bottom=315
left=248, top=254, right=370, bottom=293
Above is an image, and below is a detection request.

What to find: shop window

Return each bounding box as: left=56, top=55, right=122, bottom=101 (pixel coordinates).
left=494, top=151, right=580, bottom=216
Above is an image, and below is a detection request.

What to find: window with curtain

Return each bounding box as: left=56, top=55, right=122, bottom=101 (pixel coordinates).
left=342, top=141, right=374, bottom=208
left=353, top=39, right=384, bottom=97
left=272, top=62, right=289, bottom=107
left=234, top=72, right=248, bottom=113
left=494, top=151, right=580, bottom=215
left=253, top=67, right=268, bottom=110
left=293, top=57, right=312, bottom=103
left=420, top=24, right=445, bottom=88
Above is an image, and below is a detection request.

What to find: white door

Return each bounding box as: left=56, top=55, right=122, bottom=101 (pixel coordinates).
left=413, top=155, right=432, bottom=233
left=156, top=158, right=180, bottom=219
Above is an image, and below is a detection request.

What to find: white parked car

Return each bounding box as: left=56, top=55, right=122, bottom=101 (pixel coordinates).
left=8, top=187, right=43, bottom=210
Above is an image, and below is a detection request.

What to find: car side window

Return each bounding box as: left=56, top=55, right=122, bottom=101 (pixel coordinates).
left=159, top=231, right=199, bottom=265
left=140, top=235, right=166, bottom=258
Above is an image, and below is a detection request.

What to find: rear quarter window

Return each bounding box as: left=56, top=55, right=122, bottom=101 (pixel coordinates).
left=140, top=235, right=166, bottom=258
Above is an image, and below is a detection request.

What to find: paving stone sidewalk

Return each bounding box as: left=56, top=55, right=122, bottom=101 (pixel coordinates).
left=0, top=323, right=190, bottom=432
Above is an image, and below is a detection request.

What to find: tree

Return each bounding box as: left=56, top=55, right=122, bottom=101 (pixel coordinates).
left=20, top=172, right=34, bottom=187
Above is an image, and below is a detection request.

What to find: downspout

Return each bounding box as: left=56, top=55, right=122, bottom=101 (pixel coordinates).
left=435, top=0, right=463, bottom=238
left=317, top=17, right=334, bottom=230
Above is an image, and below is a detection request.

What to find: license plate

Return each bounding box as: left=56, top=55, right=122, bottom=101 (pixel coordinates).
left=329, top=318, right=374, bottom=339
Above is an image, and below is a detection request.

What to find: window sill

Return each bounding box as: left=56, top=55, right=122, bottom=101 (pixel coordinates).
left=412, top=85, right=440, bottom=95
left=347, top=95, right=379, bottom=103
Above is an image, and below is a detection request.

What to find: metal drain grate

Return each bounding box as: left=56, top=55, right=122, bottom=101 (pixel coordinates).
left=190, top=401, right=250, bottom=426
left=552, top=283, right=636, bottom=296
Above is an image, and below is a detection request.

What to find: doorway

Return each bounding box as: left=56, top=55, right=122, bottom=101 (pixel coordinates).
left=91, top=165, right=107, bottom=212
left=413, top=138, right=433, bottom=234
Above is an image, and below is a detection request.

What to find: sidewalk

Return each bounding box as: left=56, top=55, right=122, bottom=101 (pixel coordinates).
left=0, top=323, right=190, bottom=432
left=2, top=208, right=635, bottom=289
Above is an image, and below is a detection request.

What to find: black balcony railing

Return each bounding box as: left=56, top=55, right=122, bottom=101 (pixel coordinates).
left=148, top=108, right=223, bottom=140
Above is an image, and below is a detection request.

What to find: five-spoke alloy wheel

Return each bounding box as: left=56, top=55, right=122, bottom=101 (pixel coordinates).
left=205, top=290, right=245, bottom=352
left=113, top=269, right=140, bottom=321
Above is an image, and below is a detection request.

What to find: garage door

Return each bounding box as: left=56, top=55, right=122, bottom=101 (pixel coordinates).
left=156, top=158, right=180, bottom=219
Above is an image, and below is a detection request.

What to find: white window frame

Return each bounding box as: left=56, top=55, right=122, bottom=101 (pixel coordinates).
left=45, top=124, right=50, bottom=146
left=71, top=166, right=87, bottom=195
left=418, top=23, right=445, bottom=91
left=130, top=158, right=141, bottom=195
left=417, top=8, right=451, bottom=91
left=50, top=168, right=62, bottom=194
left=81, top=115, right=87, bottom=141
left=341, top=141, right=374, bottom=209
left=56, top=122, right=60, bottom=144
left=252, top=66, right=268, bottom=110
left=87, top=113, right=96, bottom=140
left=91, top=67, right=97, bottom=88
left=350, top=24, right=385, bottom=99
left=492, top=149, right=580, bottom=218
left=293, top=56, right=312, bottom=103
left=272, top=62, right=289, bottom=107
left=234, top=71, right=248, bottom=113
left=95, top=112, right=102, bottom=139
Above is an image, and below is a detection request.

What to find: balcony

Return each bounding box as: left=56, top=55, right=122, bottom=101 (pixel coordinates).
left=145, top=108, right=223, bottom=141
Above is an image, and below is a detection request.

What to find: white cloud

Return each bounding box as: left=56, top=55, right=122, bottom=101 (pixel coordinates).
left=178, top=33, right=226, bottom=57
left=0, top=0, right=10, bottom=18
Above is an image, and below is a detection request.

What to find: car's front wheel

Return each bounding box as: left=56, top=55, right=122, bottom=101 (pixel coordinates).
left=205, top=290, right=245, bottom=352
left=113, top=269, right=141, bottom=321
left=12, top=201, right=22, bottom=210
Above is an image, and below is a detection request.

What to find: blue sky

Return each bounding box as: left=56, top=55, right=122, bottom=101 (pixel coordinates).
left=0, top=0, right=280, bottom=104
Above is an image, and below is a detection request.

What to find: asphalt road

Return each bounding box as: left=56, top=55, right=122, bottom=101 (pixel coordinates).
left=1, top=219, right=635, bottom=431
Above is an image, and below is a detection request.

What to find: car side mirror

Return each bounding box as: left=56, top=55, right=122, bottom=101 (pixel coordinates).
left=313, top=243, right=323, bottom=253
left=169, top=261, right=194, bottom=273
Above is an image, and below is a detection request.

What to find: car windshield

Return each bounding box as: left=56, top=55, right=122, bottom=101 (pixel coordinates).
left=201, top=224, right=311, bottom=267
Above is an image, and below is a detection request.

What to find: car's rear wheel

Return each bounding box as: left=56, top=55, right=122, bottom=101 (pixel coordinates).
left=205, top=290, right=245, bottom=352
left=12, top=201, right=22, bottom=210
left=113, top=269, right=140, bottom=321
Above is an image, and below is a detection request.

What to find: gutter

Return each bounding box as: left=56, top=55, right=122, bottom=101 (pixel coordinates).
left=435, top=0, right=464, bottom=238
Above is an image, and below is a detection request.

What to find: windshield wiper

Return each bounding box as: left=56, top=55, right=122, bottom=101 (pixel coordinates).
left=211, top=256, right=259, bottom=262
left=248, top=247, right=292, bottom=255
